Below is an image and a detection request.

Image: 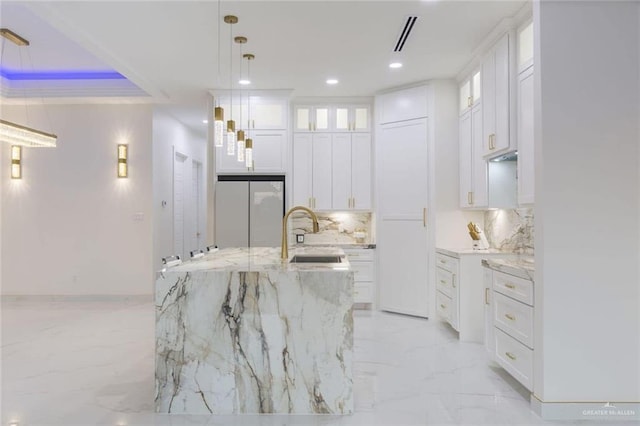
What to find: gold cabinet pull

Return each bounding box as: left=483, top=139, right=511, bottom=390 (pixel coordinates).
left=252, top=119, right=255, bottom=129
left=423, top=208, right=427, bottom=227
left=440, top=304, right=447, bottom=309
left=313, top=122, right=317, bottom=131
left=468, top=191, right=473, bottom=205
left=489, top=134, right=496, bottom=150
left=505, top=313, right=516, bottom=321
left=440, top=279, right=447, bottom=285
left=485, top=288, right=490, bottom=305
left=308, top=122, right=312, bottom=131
left=352, top=197, right=356, bottom=208
left=439, top=259, right=447, bottom=264
left=467, top=96, right=472, bottom=107
left=452, top=274, right=456, bottom=288
left=505, top=352, right=517, bottom=361
left=308, top=197, right=312, bottom=208
left=505, top=283, right=516, bottom=289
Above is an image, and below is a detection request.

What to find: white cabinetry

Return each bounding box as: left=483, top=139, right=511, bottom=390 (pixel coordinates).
left=294, top=105, right=331, bottom=132
left=459, top=69, right=481, bottom=116
left=331, top=133, right=371, bottom=210
left=377, top=117, right=430, bottom=317
left=482, top=33, right=513, bottom=156
left=517, top=21, right=535, bottom=205
left=343, top=247, right=375, bottom=306
left=485, top=266, right=535, bottom=391
left=377, top=86, right=429, bottom=124
left=334, top=105, right=371, bottom=132
left=459, top=101, right=488, bottom=208
left=292, top=133, right=332, bottom=210
left=436, top=253, right=459, bottom=331
left=214, top=92, right=289, bottom=173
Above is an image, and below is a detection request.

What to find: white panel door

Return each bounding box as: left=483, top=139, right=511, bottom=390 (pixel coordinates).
left=251, top=131, right=286, bottom=173
left=173, top=152, right=188, bottom=259
left=471, top=104, right=488, bottom=207
left=331, top=133, right=351, bottom=210
left=312, top=133, right=332, bottom=210
left=292, top=133, right=313, bottom=207
left=517, top=65, right=535, bottom=205
left=191, top=160, right=203, bottom=252
left=459, top=110, right=472, bottom=207
left=482, top=50, right=496, bottom=156
left=351, top=132, right=371, bottom=210
left=377, top=118, right=430, bottom=317
left=494, top=34, right=511, bottom=153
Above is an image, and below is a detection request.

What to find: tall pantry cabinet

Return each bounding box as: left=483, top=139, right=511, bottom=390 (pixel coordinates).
left=376, top=86, right=431, bottom=318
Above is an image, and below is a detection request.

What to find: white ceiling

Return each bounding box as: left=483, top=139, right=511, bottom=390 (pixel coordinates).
left=0, top=0, right=528, bottom=134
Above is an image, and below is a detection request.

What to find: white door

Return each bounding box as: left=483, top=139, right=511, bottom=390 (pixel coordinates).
left=311, top=133, right=332, bottom=210
left=377, top=118, right=430, bottom=317
left=191, top=160, right=203, bottom=252
left=517, top=65, right=535, bottom=204
left=173, top=152, right=188, bottom=260
left=459, top=110, right=472, bottom=207
left=251, top=131, right=286, bottom=173
left=292, top=133, right=313, bottom=207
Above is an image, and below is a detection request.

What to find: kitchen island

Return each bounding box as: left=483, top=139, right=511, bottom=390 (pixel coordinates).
left=155, top=246, right=354, bottom=415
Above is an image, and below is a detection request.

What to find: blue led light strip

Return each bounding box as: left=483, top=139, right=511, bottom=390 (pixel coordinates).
left=0, top=68, right=126, bottom=80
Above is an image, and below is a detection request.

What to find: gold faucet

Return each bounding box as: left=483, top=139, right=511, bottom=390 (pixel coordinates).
left=281, top=205, right=320, bottom=260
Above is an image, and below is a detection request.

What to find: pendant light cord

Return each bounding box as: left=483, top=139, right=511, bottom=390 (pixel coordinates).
left=229, top=20, right=232, bottom=120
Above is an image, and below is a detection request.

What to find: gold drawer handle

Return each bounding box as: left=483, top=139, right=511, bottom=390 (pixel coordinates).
left=485, top=288, right=490, bottom=305
left=439, top=259, right=447, bottom=264
left=505, top=283, right=516, bottom=289
left=505, top=352, right=517, bottom=361
left=440, top=304, right=447, bottom=309
left=505, top=313, right=516, bottom=321
left=440, top=280, right=447, bottom=284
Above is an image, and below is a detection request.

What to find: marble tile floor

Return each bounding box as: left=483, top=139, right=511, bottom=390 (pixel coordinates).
left=0, top=299, right=612, bottom=426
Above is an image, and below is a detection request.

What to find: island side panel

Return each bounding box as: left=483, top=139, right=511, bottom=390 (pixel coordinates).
left=155, top=269, right=353, bottom=414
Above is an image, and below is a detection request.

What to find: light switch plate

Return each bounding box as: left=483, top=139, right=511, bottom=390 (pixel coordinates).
left=296, top=234, right=304, bottom=244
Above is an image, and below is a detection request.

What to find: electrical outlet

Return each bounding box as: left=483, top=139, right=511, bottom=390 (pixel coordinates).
left=296, top=234, right=304, bottom=244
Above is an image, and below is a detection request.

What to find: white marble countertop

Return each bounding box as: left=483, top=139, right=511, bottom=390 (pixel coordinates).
left=296, top=242, right=376, bottom=249
left=482, top=257, right=535, bottom=280
left=436, top=247, right=517, bottom=257
left=165, top=246, right=350, bottom=273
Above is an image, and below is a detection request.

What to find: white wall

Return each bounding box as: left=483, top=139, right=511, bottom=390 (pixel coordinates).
left=430, top=79, right=484, bottom=249
left=152, top=108, right=207, bottom=273
left=534, top=0, right=640, bottom=405
left=1, top=104, right=154, bottom=295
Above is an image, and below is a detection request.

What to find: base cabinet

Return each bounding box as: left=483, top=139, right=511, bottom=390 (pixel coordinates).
left=343, top=248, right=375, bottom=306
left=484, top=266, right=535, bottom=391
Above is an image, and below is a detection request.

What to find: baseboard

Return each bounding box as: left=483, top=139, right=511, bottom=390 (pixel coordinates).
left=531, top=394, right=640, bottom=421
left=1, top=294, right=153, bottom=302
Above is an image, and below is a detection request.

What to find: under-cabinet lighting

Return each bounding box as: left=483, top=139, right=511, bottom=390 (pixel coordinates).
left=202, top=119, right=208, bottom=124
left=11, top=145, right=21, bottom=179
left=117, top=144, right=128, bottom=178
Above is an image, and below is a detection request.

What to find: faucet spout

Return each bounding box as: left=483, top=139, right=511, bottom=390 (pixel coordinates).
left=281, top=206, right=320, bottom=260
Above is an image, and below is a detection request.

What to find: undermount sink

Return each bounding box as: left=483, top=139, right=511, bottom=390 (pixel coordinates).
left=289, top=255, right=342, bottom=264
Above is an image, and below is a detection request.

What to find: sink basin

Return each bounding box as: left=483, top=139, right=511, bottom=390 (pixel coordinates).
left=290, top=255, right=342, bottom=263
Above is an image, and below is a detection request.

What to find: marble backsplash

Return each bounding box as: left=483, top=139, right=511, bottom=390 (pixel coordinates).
left=291, top=212, right=373, bottom=244
left=484, top=208, right=534, bottom=254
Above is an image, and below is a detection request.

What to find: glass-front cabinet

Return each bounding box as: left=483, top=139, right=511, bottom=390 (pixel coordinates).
left=294, top=105, right=331, bottom=132
left=334, top=105, right=370, bottom=132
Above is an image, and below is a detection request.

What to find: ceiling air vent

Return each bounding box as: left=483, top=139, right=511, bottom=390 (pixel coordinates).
left=394, top=16, right=418, bottom=52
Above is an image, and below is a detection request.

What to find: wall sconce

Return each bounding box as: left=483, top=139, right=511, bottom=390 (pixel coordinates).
left=11, top=145, right=21, bottom=179
left=117, top=144, right=128, bottom=178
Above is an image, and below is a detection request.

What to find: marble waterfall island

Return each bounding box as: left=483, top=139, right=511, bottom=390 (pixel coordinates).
left=155, top=247, right=354, bottom=414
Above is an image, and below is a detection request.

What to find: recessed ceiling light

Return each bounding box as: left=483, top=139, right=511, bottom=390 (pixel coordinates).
left=326, top=78, right=339, bottom=85
left=389, top=62, right=403, bottom=69
left=202, top=119, right=208, bottom=124
left=238, top=79, right=251, bottom=85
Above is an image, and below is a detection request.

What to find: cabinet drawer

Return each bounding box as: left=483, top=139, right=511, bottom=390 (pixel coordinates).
left=494, top=328, right=533, bottom=391
left=343, top=249, right=374, bottom=262
left=494, top=292, right=533, bottom=348
left=493, top=271, right=533, bottom=305
left=351, top=262, right=374, bottom=282
left=436, top=253, right=459, bottom=274
left=354, top=282, right=373, bottom=304
left=436, top=267, right=456, bottom=297
left=436, top=291, right=452, bottom=322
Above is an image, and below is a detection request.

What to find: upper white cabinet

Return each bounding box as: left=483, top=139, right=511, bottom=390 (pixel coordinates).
left=294, top=105, right=331, bottom=132
left=217, top=95, right=288, bottom=130
left=459, top=100, right=488, bottom=208
left=292, top=133, right=332, bottom=210
left=377, top=85, right=429, bottom=124
left=517, top=21, right=535, bottom=205
left=334, top=105, right=371, bottom=132
left=331, top=133, right=372, bottom=210
left=217, top=130, right=287, bottom=173
left=459, top=69, right=481, bottom=116
left=482, top=33, right=512, bottom=156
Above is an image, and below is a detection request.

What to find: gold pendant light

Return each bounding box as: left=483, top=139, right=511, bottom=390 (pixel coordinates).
left=243, top=53, right=255, bottom=169
left=224, top=15, right=237, bottom=156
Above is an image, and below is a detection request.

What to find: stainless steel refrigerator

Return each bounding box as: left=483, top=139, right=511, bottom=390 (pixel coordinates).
left=214, top=175, right=285, bottom=248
